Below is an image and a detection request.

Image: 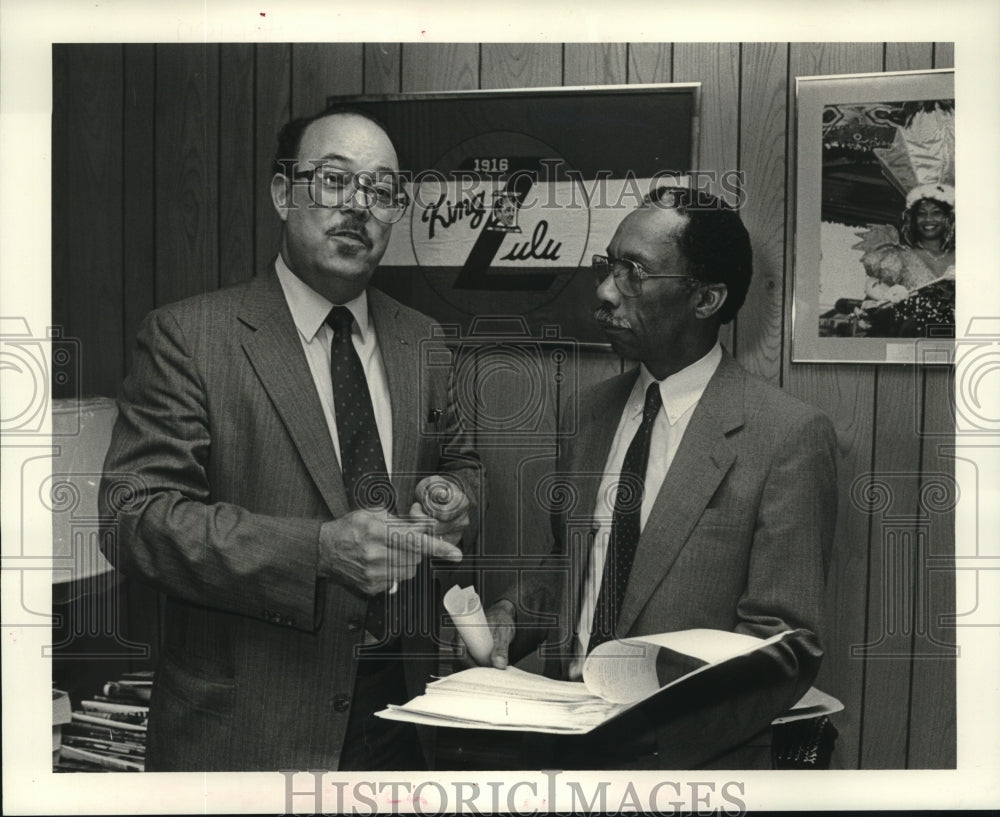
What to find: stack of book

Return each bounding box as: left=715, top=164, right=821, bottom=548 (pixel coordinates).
left=56, top=671, right=152, bottom=772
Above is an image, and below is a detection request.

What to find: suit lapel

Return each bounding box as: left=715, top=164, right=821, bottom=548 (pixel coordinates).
left=368, top=288, right=417, bottom=507
left=238, top=269, right=350, bottom=519
left=570, top=372, right=635, bottom=527
left=615, top=352, right=745, bottom=636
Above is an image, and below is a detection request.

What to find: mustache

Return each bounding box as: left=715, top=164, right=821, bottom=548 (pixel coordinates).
left=326, top=217, right=373, bottom=248
left=594, top=306, right=631, bottom=329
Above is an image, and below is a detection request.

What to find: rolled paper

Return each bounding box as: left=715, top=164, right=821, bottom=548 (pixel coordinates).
left=443, top=584, right=494, bottom=666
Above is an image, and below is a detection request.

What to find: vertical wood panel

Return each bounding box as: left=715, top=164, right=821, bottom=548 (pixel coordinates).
left=627, top=43, right=672, bottom=84
left=563, top=43, right=627, bottom=85
left=474, top=349, right=561, bottom=602
left=254, top=44, right=291, bottom=277
left=292, top=43, right=363, bottom=116
left=52, top=44, right=124, bottom=398
left=673, top=43, right=739, bottom=192
left=859, top=368, right=924, bottom=769
left=154, top=44, right=220, bottom=306
left=738, top=42, right=788, bottom=385
left=799, top=356, right=877, bottom=770
left=855, top=41, right=939, bottom=770
left=907, top=368, right=956, bottom=767
left=218, top=43, right=256, bottom=288
left=480, top=43, right=561, bottom=88
left=786, top=42, right=883, bottom=770
left=885, top=42, right=934, bottom=71
left=934, top=43, right=955, bottom=68
left=562, top=43, right=628, bottom=394
left=674, top=43, right=739, bottom=354
left=122, top=44, right=156, bottom=373
left=402, top=43, right=478, bottom=92
left=789, top=41, right=885, bottom=78
left=917, top=35, right=956, bottom=770
left=364, top=43, right=401, bottom=94
left=53, top=44, right=163, bottom=673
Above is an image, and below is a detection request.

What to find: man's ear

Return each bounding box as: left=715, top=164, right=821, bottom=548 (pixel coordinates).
left=693, top=283, right=728, bottom=320
left=270, top=173, right=291, bottom=222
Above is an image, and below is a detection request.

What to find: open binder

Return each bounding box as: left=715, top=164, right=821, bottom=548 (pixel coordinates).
left=377, top=628, right=842, bottom=735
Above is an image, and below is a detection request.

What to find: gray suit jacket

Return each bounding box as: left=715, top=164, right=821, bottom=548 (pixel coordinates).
left=99, top=269, right=481, bottom=771
left=504, top=351, right=837, bottom=768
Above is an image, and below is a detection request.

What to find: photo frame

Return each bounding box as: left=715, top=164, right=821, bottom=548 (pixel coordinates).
left=328, top=84, right=700, bottom=346
left=792, top=69, right=955, bottom=363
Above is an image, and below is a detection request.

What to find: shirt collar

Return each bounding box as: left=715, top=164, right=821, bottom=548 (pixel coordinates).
left=631, top=342, right=723, bottom=424
left=274, top=255, right=370, bottom=343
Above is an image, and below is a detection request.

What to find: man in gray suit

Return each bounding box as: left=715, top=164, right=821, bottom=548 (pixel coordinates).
left=100, top=107, right=480, bottom=771
left=481, top=186, right=837, bottom=769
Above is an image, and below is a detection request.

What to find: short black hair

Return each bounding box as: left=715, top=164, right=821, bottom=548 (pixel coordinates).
left=643, top=186, right=753, bottom=324
left=271, top=105, right=398, bottom=176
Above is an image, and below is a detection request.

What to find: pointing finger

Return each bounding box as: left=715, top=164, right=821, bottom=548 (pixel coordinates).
left=421, top=534, right=462, bottom=563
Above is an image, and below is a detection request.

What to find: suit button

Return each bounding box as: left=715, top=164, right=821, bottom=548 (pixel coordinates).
left=347, top=619, right=362, bottom=633
left=333, top=695, right=351, bottom=713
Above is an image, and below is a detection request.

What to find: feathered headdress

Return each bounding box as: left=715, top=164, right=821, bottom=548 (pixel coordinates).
left=905, top=182, right=955, bottom=209
left=873, top=101, right=955, bottom=201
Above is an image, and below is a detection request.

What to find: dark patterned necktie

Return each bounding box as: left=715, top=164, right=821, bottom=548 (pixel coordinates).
left=588, top=380, right=662, bottom=652
left=326, top=306, right=396, bottom=641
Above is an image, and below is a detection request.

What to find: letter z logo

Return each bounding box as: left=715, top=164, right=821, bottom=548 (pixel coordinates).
left=452, top=157, right=559, bottom=292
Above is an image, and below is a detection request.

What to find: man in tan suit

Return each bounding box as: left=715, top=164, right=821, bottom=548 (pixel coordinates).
left=100, top=107, right=480, bottom=771
left=482, top=186, right=837, bottom=769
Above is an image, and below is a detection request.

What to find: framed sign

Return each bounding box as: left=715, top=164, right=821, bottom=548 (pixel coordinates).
left=792, top=69, right=955, bottom=363
left=329, top=84, right=700, bottom=346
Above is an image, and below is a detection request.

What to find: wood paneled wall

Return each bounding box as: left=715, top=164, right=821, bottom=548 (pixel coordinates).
left=51, top=42, right=956, bottom=769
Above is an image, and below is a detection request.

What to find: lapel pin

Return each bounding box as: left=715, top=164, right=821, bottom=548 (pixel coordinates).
left=427, top=408, right=443, bottom=423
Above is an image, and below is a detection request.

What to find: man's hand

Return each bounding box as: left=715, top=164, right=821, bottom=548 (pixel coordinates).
left=318, top=508, right=462, bottom=596
left=411, top=475, right=470, bottom=546
left=483, top=599, right=516, bottom=670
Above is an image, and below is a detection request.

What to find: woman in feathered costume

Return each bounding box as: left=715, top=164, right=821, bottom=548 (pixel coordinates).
left=859, top=182, right=955, bottom=304
left=851, top=181, right=955, bottom=336
left=899, top=183, right=955, bottom=276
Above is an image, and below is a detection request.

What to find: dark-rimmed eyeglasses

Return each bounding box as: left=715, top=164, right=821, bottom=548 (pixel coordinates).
left=592, top=254, right=694, bottom=298
left=289, top=165, right=410, bottom=224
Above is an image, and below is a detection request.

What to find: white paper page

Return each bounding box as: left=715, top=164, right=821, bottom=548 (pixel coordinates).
left=377, top=706, right=595, bottom=735
left=626, top=628, right=768, bottom=663
left=426, top=666, right=596, bottom=703
left=577, top=640, right=662, bottom=704
left=392, top=688, right=620, bottom=732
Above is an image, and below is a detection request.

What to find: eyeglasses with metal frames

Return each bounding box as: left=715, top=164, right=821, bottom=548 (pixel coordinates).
left=592, top=253, right=694, bottom=297
left=288, top=165, right=410, bottom=223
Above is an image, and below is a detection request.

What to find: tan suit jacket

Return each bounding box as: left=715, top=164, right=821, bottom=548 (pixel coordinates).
left=504, top=351, right=836, bottom=768
left=100, top=269, right=480, bottom=771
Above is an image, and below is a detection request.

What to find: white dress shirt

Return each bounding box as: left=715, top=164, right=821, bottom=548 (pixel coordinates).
left=275, top=256, right=393, bottom=473
left=570, top=342, right=723, bottom=678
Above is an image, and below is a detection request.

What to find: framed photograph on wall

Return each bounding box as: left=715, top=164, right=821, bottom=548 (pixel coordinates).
left=792, top=69, right=955, bottom=363
left=327, top=84, right=700, bottom=346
